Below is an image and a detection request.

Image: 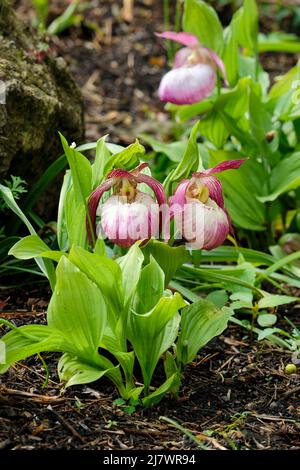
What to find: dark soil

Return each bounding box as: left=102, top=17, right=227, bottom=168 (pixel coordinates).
left=0, top=287, right=300, bottom=450
left=15, top=0, right=299, bottom=146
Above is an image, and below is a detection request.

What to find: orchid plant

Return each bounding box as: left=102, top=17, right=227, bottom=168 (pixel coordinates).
left=143, top=0, right=300, bottom=255
left=1, top=124, right=299, bottom=403
left=1, top=0, right=300, bottom=406
left=0, top=131, right=240, bottom=406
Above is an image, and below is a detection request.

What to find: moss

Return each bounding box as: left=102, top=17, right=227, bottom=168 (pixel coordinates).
left=0, top=1, right=84, bottom=218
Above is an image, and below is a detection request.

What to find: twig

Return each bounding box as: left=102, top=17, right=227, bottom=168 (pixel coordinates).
left=50, top=409, right=85, bottom=442
left=0, top=386, right=66, bottom=403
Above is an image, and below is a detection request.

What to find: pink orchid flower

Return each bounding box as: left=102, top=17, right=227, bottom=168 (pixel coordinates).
left=169, top=159, right=245, bottom=250
left=156, top=31, right=227, bottom=105
left=86, top=163, right=166, bottom=248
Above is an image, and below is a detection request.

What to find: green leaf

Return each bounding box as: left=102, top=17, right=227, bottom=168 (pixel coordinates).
left=47, top=2, right=82, bottom=35
left=257, top=313, right=277, bottom=328
left=47, top=257, right=107, bottom=365
left=208, top=150, right=267, bottom=231
left=199, top=111, right=229, bottom=148
left=164, top=121, right=200, bottom=195
left=206, top=290, right=228, bottom=309
left=258, top=33, right=300, bottom=54
left=0, top=325, right=65, bottom=374
left=176, top=300, right=233, bottom=366
left=258, top=294, right=297, bottom=309
left=65, top=189, right=87, bottom=248
left=117, top=244, right=144, bottom=307
left=142, top=240, right=190, bottom=286
left=103, top=139, right=145, bottom=174
left=199, top=246, right=274, bottom=266
left=58, top=353, right=113, bottom=388
left=0, top=184, right=56, bottom=288
left=259, top=152, right=300, bottom=202
left=93, top=238, right=106, bottom=256
left=201, top=78, right=254, bottom=150
left=236, top=0, right=258, bottom=52
left=167, top=98, right=215, bottom=123
left=9, top=235, right=63, bottom=262
left=223, top=261, right=256, bottom=304
left=59, top=133, right=92, bottom=204
left=113, top=351, right=135, bottom=393
left=163, top=351, right=181, bottom=396
left=183, top=0, right=224, bottom=54
left=92, top=138, right=111, bottom=188
left=139, top=134, right=186, bottom=163
left=68, top=246, right=123, bottom=321
left=57, top=170, right=71, bottom=251
left=257, top=327, right=282, bottom=341
left=133, top=256, right=165, bottom=314
left=129, top=293, right=185, bottom=390
left=142, top=374, right=179, bottom=407
left=268, top=61, right=300, bottom=111
left=222, top=17, right=239, bottom=86
left=249, top=85, right=273, bottom=156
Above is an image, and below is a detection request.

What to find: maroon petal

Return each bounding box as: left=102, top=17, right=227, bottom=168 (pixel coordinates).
left=86, top=179, right=114, bottom=247
left=135, top=173, right=167, bottom=206
left=108, top=168, right=134, bottom=179
left=132, top=162, right=149, bottom=176
left=194, top=159, right=246, bottom=177
left=155, top=31, right=199, bottom=48
left=200, top=175, right=225, bottom=209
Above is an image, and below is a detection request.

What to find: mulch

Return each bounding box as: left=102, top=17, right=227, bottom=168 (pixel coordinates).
left=0, top=287, right=299, bottom=450
left=2, top=0, right=299, bottom=451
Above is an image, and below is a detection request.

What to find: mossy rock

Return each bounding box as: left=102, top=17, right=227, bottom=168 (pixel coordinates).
left=0, top=1, right=84, bottom=216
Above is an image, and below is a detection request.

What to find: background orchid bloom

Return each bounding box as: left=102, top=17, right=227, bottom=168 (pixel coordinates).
left=86, top=163, right=166, bottom=248
left=156, top=31, right=227, bottom=105
left=169, top=159, right=245, bottom=250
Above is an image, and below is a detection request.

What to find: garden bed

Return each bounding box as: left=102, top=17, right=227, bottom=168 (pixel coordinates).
left=1, top=0, right=299, bottom=452
left=0, top=287, right=299, bottom=450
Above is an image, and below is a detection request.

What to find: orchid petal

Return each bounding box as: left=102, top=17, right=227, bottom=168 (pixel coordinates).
left=107, top=168, right=134, bottom=180
left=195, top=159, right=246, bottom=177
left=200, top=175, right=224, bottom=208
left=206, top=48, right=229, bottom=86
left=173, top=47, right=193, bottom=68
left=132, top=162, right=149, bottom=175
left=100, top=192, right=159, bottom=248
left=156, top=31, right=199, bottom=48
left=135, top=173, right=167, bottom=206
left=158, top=64, right=216, bottom=105
left=182, top=200, right=229, bottom=250
left=169, top=180, right=190, bottom=215
left=108, top=163, right=149, bottom=181
left=86, top=179, right=114, bottom=246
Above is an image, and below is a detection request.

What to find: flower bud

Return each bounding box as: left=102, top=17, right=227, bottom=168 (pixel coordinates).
left=156, top=31, right=227, bottom=105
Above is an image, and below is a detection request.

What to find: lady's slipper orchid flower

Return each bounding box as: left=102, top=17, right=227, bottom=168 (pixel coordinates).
left=169, top=159, right=245, bottom=250
left=156, top=31, right=227, bottom=105
left=86, top=163, right=166, bottom=248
